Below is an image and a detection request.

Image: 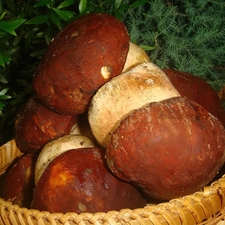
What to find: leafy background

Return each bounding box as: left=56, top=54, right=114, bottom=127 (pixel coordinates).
left=0, top=0, right=225, bottom=144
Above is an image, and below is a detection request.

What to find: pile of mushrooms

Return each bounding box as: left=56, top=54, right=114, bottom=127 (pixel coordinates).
left=0, top=12, right=225, bottom=213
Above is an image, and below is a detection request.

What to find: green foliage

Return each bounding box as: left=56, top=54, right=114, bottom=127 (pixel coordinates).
left=123, top=0, right=225, bottom=91
left=0, top=0, right=224, bottom=144
left=0, top=88, right=11, bottom=116
left=0, top=0, right=81, bottom=144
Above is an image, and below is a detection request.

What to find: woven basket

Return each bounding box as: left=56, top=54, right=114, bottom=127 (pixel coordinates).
left=1, top=140, right=225, bottom=225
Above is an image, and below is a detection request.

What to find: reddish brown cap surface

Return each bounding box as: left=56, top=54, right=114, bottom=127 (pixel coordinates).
left=164, top=69, right=225, bottom=127
left=0, top=153, right=37, bottom=208
left=106, top=97, right=225, bottom=201
left=32, top=147, right=146, bottom=213
left=33, top=13, right=130, bottom=114
left=15, top=96, right=77, bottom=154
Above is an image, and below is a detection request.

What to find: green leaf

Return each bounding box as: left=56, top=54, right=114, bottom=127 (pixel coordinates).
left=0, top=19, right=26, bottom=36
left=115, top=0, right=122, bottom=9
left=0, top=102, right=6, bottom=113
left=33, top=0, right=51, bottom=7
left=0, top=88, right=10, bottom=96
left=25, top=15, right=48, bottom=25
left=49, top=11, right=60, bottom=25
left=30, top=49, right=46, bottom=57
left=114, top=10, right=122, bottom=20
left=0, top=54, right=5, bottom=67
left=0, top=52, right=11, bottom=67
left=0, top=102, right=6, bottom=107
left=139, top=45, right=156, bottom=51
left=0, top=75, right=8, bottom=84
left=117, top=4, right=130, bottom=12
left=58, top=0, right=75, bottom=9
left=78, top=0, right=87, bottom=14
left=0, top=95, right=11, bottom=100
left=52, top=8, right=75, bottom=21
left=0, top=12, right=6, bottom=21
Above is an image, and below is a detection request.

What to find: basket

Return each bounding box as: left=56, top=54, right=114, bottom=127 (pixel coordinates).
left=1, top=140, right=225, bottom=225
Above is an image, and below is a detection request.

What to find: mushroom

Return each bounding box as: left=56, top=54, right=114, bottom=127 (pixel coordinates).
left=35, top=134, right=95, bottom=184
left=32, top=13, right=130, bottom=114
left=0, top=153, right=37, bottom=208
left=88, top=62, right=180, bottom=147
left=14, top=96, right=78, bottom=154
left=32, top=147, right=146, bottom=213
left=164, top=69, right=225, bottom=127
left=106, top=97, right=225, bottom=201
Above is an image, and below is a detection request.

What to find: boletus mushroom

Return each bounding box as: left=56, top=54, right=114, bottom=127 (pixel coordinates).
left=14, top=96, right=77, bottom=154
left=32, top=13, right=130, bottom=114
left=32, top=147, right=146, bottom=213
left=106, top=97, right=225, bottom=201
left=0, top=153, right=37, bottom=208
left=88, top=62, right=180, bottom=147
left=35, top=134, right=95, bottom=184
left=163, top=69, right=225, bottom=127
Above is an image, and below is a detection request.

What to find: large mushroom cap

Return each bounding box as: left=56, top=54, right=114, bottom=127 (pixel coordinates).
left=32, top=13, right=130, bottom=115
left=106, top=97, right=225, bottom=201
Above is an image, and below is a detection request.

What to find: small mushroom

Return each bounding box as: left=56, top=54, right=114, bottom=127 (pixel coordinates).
left=14, top=96, right=78, bottom=154
left=0, top=153, right=37, bottom=208
left=35, top=134, right=95, bottom=184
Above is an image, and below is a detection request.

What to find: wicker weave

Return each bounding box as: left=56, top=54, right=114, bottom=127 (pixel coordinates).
left=0, top=139, right=23, bottom=175
left=1, top=140, right=225, bottom=225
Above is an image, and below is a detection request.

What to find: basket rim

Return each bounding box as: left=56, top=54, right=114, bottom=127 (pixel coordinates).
left=1, top=175, right=225, bottom=225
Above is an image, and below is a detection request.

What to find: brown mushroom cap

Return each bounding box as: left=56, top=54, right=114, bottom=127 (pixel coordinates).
left=106, top=97, right=225, bottom=201
left=32, top=147, right=146, bottom=213
left=32, top=13, right=130, bottom=114
left=0, top=153, right=37, bottom=208
left=163, top=69, right=225, bottom=127
left=14, top=96, right=77, bottom=154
